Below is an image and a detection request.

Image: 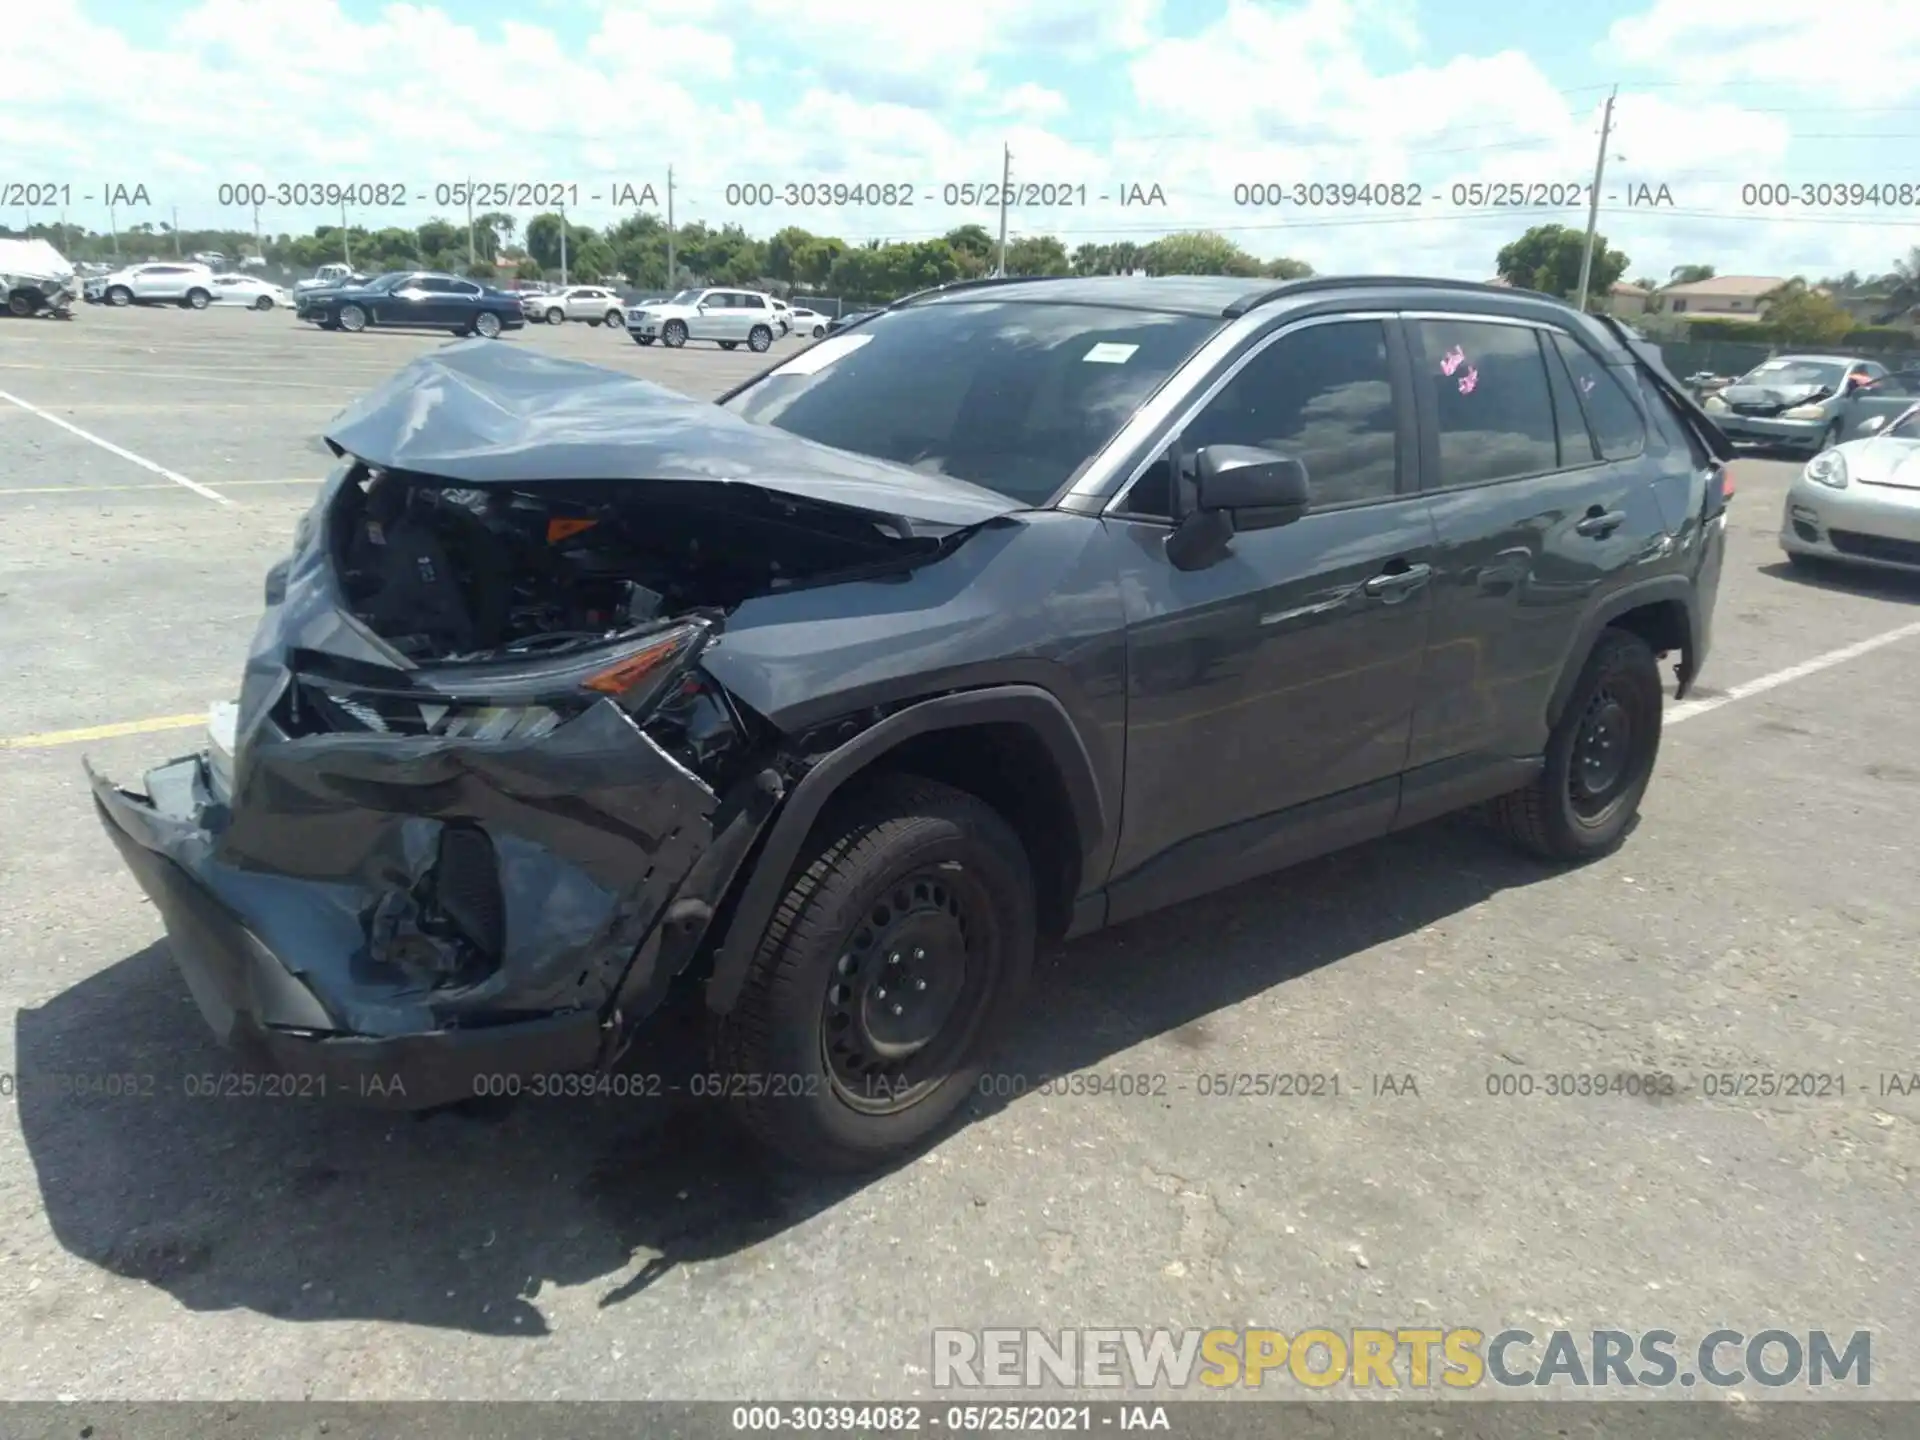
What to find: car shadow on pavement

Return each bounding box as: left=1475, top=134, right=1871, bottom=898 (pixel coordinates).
left=1761, top=559, right=1920, bottom=604
left=16, top=814, right=1560, bottom=1335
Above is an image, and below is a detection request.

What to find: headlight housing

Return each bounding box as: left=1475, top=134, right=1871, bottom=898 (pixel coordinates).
left=1804, top=450, right=1848, bottom=489
left=286, top=622, right=709, bottom=741
left=1783, top=403, right=1829, bottom=420
left=1703, top=395, right=1728, bottom=413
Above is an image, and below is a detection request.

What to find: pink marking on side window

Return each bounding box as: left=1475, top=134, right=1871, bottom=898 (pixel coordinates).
left=1458, top=366, right=1479, bottom=394
left=1441, top=344, right=1466, bottom=376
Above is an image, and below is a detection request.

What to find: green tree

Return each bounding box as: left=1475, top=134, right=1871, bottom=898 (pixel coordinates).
left=1261, top=256, right=1314, bottom=279
left=514, top=255, right=542, bottom=281
left=1139, top=231, right=1263, bottom=277
left=1669, top=263, right=1715, bottom=285
left=1494, top=224, right=1628, bottom=302
left=1004, top=235, right=1070, bottom=276
left=1761, top=279, right=1854, bottom=344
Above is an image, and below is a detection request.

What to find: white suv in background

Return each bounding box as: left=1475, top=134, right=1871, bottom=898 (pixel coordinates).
left=87, top=262, right=218, bottom=309
left=523, top=285, right=627, bottom=327
left=626, top=287, right=781, bottom=351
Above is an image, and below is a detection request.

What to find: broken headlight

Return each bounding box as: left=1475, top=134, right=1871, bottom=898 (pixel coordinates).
left=289, top=623, right=707, bottom=740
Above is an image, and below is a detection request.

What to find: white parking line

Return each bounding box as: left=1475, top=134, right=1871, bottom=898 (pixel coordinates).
left=0, top=388, right=229, bottom=504
left=1668, top=618, right=1920, bottom=725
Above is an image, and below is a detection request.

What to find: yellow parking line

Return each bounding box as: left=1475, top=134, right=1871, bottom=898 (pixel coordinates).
left=1, top=713, right=206, bottom=750
left=0, top=478, right=323, bottom=495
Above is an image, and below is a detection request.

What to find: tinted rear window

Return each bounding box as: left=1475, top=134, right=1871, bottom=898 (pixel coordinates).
left=721, top=301, right=1220, bottom=505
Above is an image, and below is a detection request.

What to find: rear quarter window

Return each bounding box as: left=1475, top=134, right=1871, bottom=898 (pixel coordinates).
left=1550, top=332, right=1645, bottom=460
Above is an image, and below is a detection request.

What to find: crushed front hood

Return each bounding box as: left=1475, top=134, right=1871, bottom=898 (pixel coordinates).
left=1723, top=383, right=1825, bottom=408
left=322, top=341, right=1025, bottom=529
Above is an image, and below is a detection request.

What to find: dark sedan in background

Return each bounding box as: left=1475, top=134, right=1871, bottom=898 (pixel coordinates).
left=296, top=271, right=526, bottom=337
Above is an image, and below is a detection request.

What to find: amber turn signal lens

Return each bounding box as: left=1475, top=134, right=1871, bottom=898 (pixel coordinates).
left=581, top=635, right=686, bottom=694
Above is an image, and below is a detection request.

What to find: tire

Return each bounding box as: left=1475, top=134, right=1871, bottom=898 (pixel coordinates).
left=718, top=340, right=739, bottom=350
left=253, top=294, right=274, bottom=311
left=662, top=319, right=688, bottom=348
left=474, top=310, right=503, bottom=338
left=710, top=775, right=1036, bottom=1173
left=748, top=324, right=773, bottom=353
left=6, top=292, right=31, bottom=318
left=184, top=288, right=211, bottom=310
left=812, top=324, right=826, bottom=338
left=633, top=334, right=654, bottom=346
left=545, top=307, right=565, bottom=325
left=337, top=303, right=367, bottom=333
left=1489, top=629, right=1663, bottom=861
left=107, top=286, right=133, bottom=307
left=605, top=309, right=623, bottom=327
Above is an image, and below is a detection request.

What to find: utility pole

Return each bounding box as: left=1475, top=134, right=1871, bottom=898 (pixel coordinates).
left=560, top=202, right=569, bottom=285
left=252, top=199, right=262, bottom=263
left=108, top=200, right=119, bottom=256
left=341, top=198, right=351, bottom=268
left=1574, top=86, right=1617, bottom=314
left=172, top=206, right=180, bottom=256
left=994, top=143, right=1011, bottom=276
left=665, top=166, right=676, bottom=291
left=466, top=177, right=475, bottom=270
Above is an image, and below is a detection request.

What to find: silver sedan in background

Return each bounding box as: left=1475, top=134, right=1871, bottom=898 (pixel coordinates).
left=1781, top=402, right=1920, bottom=574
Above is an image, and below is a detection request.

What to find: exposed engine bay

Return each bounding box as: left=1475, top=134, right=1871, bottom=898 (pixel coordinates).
left=330, top=467, right=949, bottom=664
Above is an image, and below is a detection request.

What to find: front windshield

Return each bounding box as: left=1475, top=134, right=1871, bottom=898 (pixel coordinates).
left=666, top=289, right=699, bottom=305
left=1738, top=358, right=1847, bottom=389
left=721, top=301, right=1220, bottom=505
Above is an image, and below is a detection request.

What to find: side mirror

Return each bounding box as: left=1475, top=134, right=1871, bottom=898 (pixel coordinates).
left=1164, top=446, right=1312, bottom=573
left=1194, top=445, right=1311, bottom=519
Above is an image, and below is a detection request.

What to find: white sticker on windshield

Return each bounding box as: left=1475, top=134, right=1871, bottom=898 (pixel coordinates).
left=771, top=333, right=875, bottom=376
left=1083, top=342, right=1139, bottom=364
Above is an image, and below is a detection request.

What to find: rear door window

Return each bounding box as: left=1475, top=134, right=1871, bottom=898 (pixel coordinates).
left=1414, top=320, right=1560, bottom=487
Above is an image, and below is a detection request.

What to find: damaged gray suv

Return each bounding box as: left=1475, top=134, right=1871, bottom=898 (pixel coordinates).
left=91, top=274, right=1734, bottom=1172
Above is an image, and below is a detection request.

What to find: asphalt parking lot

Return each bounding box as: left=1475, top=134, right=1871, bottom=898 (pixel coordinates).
left=1, top=305, right=1917, bottom=1403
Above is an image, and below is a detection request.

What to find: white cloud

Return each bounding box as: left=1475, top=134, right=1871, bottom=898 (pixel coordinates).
left=1608, top=0, right=1920, bottom=103
left=0, top=0, right=1909, bottom=283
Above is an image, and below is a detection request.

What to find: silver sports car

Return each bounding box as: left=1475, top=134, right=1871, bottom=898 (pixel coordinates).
left=1781, top=402, right=1920, bottom=574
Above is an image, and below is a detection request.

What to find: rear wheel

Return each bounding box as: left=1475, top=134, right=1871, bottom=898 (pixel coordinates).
left=1488, top=629, right=1663, bottom=861
left=337, top=303, right=367, bottom=333
left=605, top=309, right=623, bottom=327
left=545, top=307, right=565, bottom=325
left=474, top=310, right=503, bottom=338
left=6, top=291, right=32, bottom=317
left=662, top=319, right=688, bottom=348
left=718, top=340, right=739, bottom=350
left=812, top=324, right=827, bottom=338
left=709, top=775, right=1035, bottom=1173
left=748, top=324, right=773, bottom=353
left=252, top=294, right=274, bottom=311
left=184, top=288, right=211, bottom=310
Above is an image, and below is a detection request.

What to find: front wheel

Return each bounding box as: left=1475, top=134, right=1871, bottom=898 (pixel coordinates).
left=1488, top=629, right=1663, bottom=860
left=709, top=775, right=1036, bottom=1173
left=545, top=307, right=565, bottom=325
left=661, top=319, right=688, bottom=348
left=748, top=324, right=773, bottom=353
left=106, top=285, right=133, bottom=307
left=253, top=294, right=274, bottom=311
left=812, top=324, right=827, bottom=338
left=184, top=288, right=211, bottom=310
left=633, top=333, right=654, bottom=346
left=474, top=310, right=503, bottom=338
left=604, top=309, right=623, bottom=327
left=337, top=303, right=367, bottom=333
left=6, top=292, right=32, bottom=317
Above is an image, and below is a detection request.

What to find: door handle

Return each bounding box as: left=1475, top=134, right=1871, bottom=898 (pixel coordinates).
left=1362, top=562, right=1432, bottom=599
left=1575, top=508, right=1627, bottom=538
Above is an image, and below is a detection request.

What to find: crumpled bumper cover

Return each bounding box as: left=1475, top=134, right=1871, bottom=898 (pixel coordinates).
left=89, top=697, right=720, bottom=1110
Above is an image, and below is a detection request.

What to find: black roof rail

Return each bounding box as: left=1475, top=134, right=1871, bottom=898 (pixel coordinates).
left=888, top=273, right=1085, bottom=309
left=1222, top=274, right=1566, bottom=317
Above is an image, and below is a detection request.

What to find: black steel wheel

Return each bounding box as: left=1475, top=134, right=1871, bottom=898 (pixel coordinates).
left=1489, top=628, right=1663, bottom=860
left=710, top=775, right=1035, bottom=1172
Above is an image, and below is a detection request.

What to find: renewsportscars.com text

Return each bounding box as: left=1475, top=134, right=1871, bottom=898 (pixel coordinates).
left=932, top=1327, right=1871, bottom=1390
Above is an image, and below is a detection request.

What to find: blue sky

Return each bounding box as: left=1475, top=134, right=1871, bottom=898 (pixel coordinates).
left=8, top=0, right=1920, bottom=283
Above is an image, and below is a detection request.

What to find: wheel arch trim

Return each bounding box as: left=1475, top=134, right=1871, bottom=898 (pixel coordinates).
left=703, top=684, right=1105, bottom=1013
left=1545, top=575, right=1697, bottom=728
